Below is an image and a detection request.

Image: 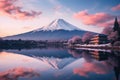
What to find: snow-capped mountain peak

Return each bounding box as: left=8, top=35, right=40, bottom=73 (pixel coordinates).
left=34, top=18, right=80, bottom=32
left=4, top=18, right=93, bottom=40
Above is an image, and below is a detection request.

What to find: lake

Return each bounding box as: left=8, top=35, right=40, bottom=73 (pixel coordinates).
left=0, top=48, right=120, bottom=80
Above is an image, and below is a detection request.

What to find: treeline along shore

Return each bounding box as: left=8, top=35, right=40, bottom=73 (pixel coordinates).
left=0, top=39, right=67, bottom=49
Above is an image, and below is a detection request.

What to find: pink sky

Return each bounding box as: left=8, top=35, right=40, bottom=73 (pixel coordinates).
left=0, top=0, right=120, bottom=37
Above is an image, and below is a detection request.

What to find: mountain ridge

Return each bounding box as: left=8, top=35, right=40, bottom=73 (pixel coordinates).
left=3, top=18, right=95, bottom=40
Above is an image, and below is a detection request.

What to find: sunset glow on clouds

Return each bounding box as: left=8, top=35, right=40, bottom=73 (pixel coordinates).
left=0, top=67, right=40, bottom=80
left=0, top=0, right=120, bottom=37
left=73, top=10, right=115, bottom=27
left=73, top=61, right=111, bottom=77
left=111, top=4, right=120, bottom=11
left=0, top=0, right=42, bottom=19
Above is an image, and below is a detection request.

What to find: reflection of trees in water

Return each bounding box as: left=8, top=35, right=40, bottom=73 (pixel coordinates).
left=107, top=51, right=120, bottom=80
left=68, top=49, right=83, bottom=58
left=89, top=51, right=109, bottom=61
left=1, top=46, right=67, bottom=51
left=68, top=49, right=93, bottom=62
left=70, top=49, right=120, bottom=80
left=81, top=51, right=93, bottom=62
left=0, top=67, right=40, bottom=80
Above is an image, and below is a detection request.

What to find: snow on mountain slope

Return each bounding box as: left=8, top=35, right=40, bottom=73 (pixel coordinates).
left=33, top=19, right=80, bottom=32
left=33, top=56, right=76, bottom=69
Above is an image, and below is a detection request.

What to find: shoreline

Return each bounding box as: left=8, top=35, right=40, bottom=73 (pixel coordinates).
left=69, top=44, right=120, bottom=51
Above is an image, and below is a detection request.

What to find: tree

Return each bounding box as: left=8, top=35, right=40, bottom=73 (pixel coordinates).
left=113, top=41, right=120, bottom=46
left=68, top=36, right=82, bottom=45
left=102, top=26, right=113, bottom=35
left=108, top=31, right=118, bottom=41
left=82, top=32, right=94, bottom=44
left=102, top=17, right=120, bottom=46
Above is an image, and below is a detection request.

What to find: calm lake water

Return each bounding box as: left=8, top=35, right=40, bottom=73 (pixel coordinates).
left=0, top=48, right=120, bottom=80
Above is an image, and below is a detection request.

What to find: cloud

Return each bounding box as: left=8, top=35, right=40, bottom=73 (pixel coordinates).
left=111, top=4, right=120, bottom=11
left=73, top=62, right=110, bottom=77
left=0, top=67, right=40, bottom=80
left=73, top=10, right=115, bottom=27
left=0, top=0, right=42, bottom=19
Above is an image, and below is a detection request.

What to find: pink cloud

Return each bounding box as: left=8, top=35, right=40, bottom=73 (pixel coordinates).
left=73, top=62, right=110, bottom=77
left=0, top=0, right=42, bottom=19
left=0, top=67, right=40, bottom=80
left=73, top=10, right=115, bottom=27
left=111, top=4, right=120, bottom=11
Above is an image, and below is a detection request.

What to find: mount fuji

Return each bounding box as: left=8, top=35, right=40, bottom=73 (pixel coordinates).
left=34, top=19, right=80, bottom=31
left=4, top=19, right=94, bottom=40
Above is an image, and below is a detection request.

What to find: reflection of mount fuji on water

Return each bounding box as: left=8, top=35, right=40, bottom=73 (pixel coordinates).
left=2, top=49, right=120, bottom=80
left=33, top=56, right=76, bottom=69
left=5, top=49, right=77, bottom=69
left=4, top=19, right=94, bottom=40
